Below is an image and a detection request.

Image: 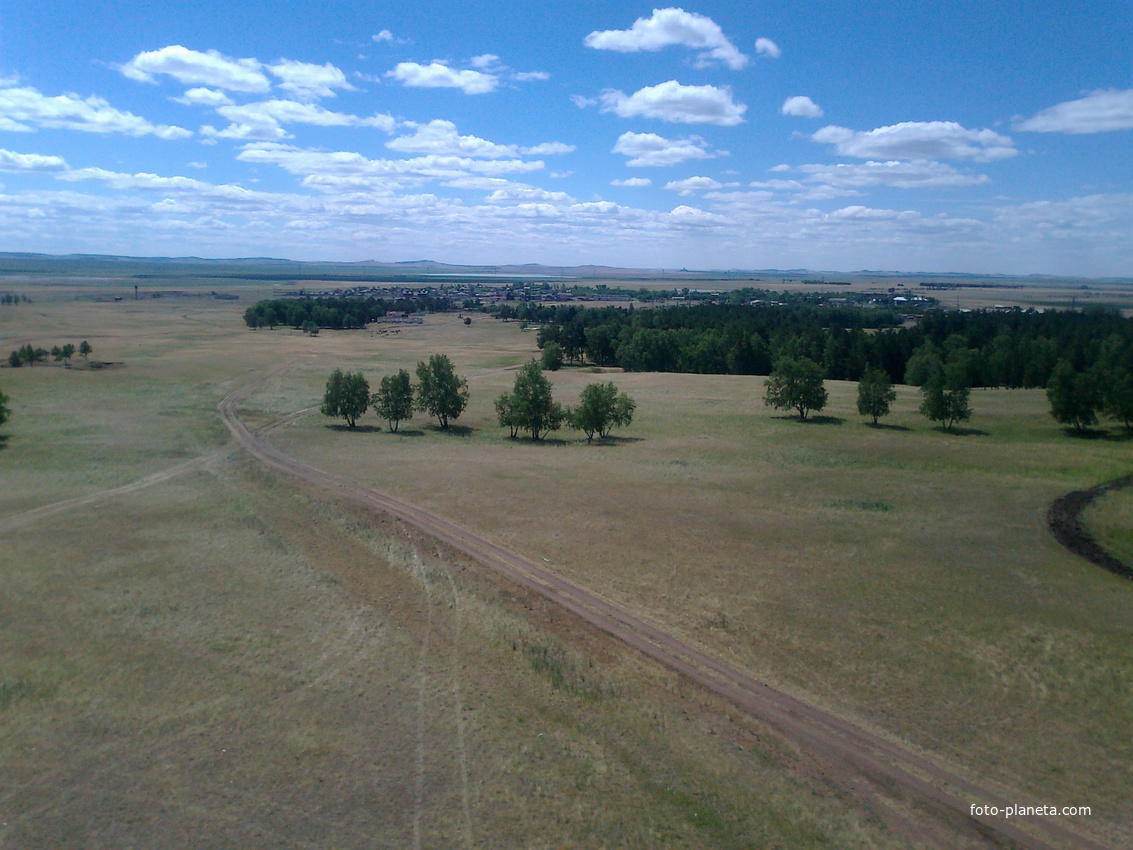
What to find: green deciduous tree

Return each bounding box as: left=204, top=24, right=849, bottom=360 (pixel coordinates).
left=919, top=363, right=972, bottom=431
left=60, top=343, right=75, bottom=364
left=79, top=340, right=92, bottom=360
left=568, top=381, right=636, bottom=442
left=1104, top=367, right=1133, bottom=429
left=8, top=350, right=22, bottom=368
left=415, top=353, right=468, bottom=429
left=764, top=357, right=828, bottom=420
left=0, top=388, right=9, bottom=427
left=320, top=368, right=370, bottom=428
left=495, top=392, right=520, bottom=438
left=541, top=340, right=564, bottom=371
left=1046, top=359, right=1100, bottom=432
left=372, top=369, right=414, bottom=432
left=500, top=360, right=563, bottom=440
left=856, top=367, right=897, bottom=425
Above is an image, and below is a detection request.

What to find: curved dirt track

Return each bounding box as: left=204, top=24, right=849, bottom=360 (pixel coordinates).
left=220, top=371, right=1111, bottom=850
left=1048, top=475, right=1133, bottom=580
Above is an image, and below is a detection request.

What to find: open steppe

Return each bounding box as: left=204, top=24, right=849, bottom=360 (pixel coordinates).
left=1, top=277, right=1131, bottom=849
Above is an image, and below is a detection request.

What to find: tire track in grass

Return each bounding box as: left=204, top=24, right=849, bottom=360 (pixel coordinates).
left=446, top=572, right=474, bottom=849
left=410, top=551, right=432, bottom=850
left=220, top=370, right=1117, bottom=850
left=1047, top=474, right=1133, bottom=580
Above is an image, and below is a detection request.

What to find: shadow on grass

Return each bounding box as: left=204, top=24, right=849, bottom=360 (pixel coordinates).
left=865, top=422, right=911, bottom=432
left=390, top=428, right=425, bottom=438
left=1062, top=427, right=1133, bottom=442
left=0, top=434, right=8, bottom=451
left=588, top=434, right=645, bottom=446
left=429, top=424, right=475, bottom=437
left=768, top=414, right=844, bottom=425
left=327, top=423, right=383, bottom=433
left=933, top=425, right=989, bottom=437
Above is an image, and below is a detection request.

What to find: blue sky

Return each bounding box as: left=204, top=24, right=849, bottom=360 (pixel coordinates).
left=1, top=1, right=1131, bottom=275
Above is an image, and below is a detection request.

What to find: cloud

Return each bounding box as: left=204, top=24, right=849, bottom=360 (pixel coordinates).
left=470, top=54, right=501, bottom=69
left=237, top=142, right=544, bottom=193
left=187, top=161, right=207, bottom=169
left=513, top=71, right=551, bottom=82
left=665, top=176, right=724, bottom=195
left=373, top=30, right=394, bottom=43
left=0, top=148, right=69, bottom=173
left=267, top=59, right=354, bottom=99
left=755, top=38, right=781, bottom=59
left=611, top=177, right=652, bottom=187
left=387, top=62, right=497, bottom=94
left=0, top=85, right=192, bottom=138
left=571, top=94, right=597, bottom=109
left=204, top=99, right=395, bottom=141
left=599, top=81, right=746, bottom=126
left=667, top=205, right=731, bottom=226
left=485, top=186, right=574, bottom=204
left=812, top=121, right=1016, bottom=161
left=782, top=96, right=822, bottom=118
left=120, top=45, right=271, bottom=92
left=612, top=131, right=720, bottom=167
left=798, top=160, right=990, bottom=189
left=520, top=142, right=575, bottom=155
left=1015, top=88, right=1133, bottom=134
left=584, top=8, right=748, bottom=70
left=387, top=120, right=518, bottom=158
left=174, top=87, right=234, bottom=107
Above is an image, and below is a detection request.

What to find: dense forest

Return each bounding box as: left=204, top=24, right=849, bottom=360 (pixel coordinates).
left=244, top=294, right=455, bottom=330
left=531, top=303, right=1133, bottom=389
left=244, top=293, right=1133, bottom=389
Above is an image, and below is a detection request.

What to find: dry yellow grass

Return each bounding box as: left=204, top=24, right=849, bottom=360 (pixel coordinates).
left=258, top=314, right=1133, bottom=841
left=2, top=286, right=925, bottom=848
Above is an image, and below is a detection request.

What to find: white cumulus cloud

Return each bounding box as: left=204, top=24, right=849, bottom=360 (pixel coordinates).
left=612, top=131, right=720, bottom=167
left=387, top=120, right=517, bottom=158
left=387, top=62, right=498, bottom=94
left=611, top=177, right=652, bottom=187
left=520, top=142, right=575, bottom=155
left=812, top=121, right=1016, bottom=162
left=782, top=96, right=822, bottom=118
left=120, top=45, right=271, bottom=92
left=1016, top=88, right=1133, bottom=134
left=584, top=8, right=748, bottom=70
left=174, top=87, right=234, bottom=107
left=798, top=160, right=989, bottom=189
left=665, top=176, right=724, bottom=195
left=0, top=148, right=69, bottom=173
left=755, top=38, right=781, bottom=58
left=204, top=99, right=395, bottom=141
left=599, top=81, right=746, bottom=126
left=0, top=85, right=192, bottom=138
left=267, top=59, right=354, bottom=99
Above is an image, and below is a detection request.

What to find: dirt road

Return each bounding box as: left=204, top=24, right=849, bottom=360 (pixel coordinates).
left=219, top=372, right=1112, bottom=850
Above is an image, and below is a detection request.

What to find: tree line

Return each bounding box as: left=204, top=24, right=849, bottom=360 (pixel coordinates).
left=8, top=340, right=92, bottom=367
left=244, top=294, right=455, bottom=330
left=531, top=302, right=1133, bottom=390
left=321, top=354, right=635, bottom=442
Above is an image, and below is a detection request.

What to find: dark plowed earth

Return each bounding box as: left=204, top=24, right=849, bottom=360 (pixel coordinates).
left=1048, top=475, right=1133, bottom=580
left=220, top=371, right=1111, bottom=850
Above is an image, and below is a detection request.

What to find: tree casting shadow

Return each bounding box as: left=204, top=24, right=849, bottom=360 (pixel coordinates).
left=866, top=422, right=911, bottom=432
left=800, top=415, right=845, bottom=425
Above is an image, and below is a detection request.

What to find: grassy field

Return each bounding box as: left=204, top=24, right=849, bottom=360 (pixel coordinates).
left=1084, top=486, right=1133, bottom=572
left=2, top=281, right=1131, bottom=848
